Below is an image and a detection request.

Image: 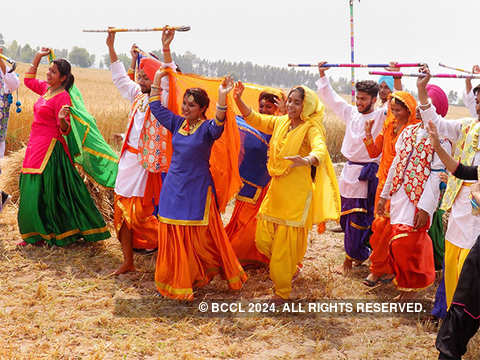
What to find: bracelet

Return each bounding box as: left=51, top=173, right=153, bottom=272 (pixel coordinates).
left=151, top=85, right=161, bottom=90
left=127, top=68, right=135, bottom=74
left=163, top=48, right=171, bottom=52
left=418, top=99, right=432, bottom=110
left=29, top=64, right=38, bottom=70
left=216, top=103, right=228, bottom=111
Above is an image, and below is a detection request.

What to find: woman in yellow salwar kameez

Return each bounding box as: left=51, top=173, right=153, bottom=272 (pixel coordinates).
left=234, top=82, right=340, bottom=299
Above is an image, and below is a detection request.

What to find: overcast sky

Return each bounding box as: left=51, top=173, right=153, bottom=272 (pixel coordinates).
left=3, top=0, right=478, bottom=94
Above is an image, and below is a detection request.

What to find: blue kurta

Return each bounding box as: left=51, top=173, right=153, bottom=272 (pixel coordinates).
left=149, top=99, right=224, bottom=225
left=236, top=116, right=271, bottom=203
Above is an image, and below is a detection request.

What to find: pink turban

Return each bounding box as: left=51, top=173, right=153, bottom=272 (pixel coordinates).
left=427, top=84, right=448, bottom=117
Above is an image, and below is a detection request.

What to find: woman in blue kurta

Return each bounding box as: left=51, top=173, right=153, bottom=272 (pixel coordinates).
left=149, top=72, right=247, bottom=300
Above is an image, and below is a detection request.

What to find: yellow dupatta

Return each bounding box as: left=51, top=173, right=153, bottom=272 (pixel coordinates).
left=267, top=86, right=340, bottom=225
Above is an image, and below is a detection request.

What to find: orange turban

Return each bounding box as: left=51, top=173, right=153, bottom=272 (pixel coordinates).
left=139, top=57, right=162, bottom=81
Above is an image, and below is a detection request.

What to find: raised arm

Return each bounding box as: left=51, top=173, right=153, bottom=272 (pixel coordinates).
left=417, top=64, right=461, bottom=141
left=363, top=119, right=384, bottom=158
left=149, top=70, right=184, bottom=133
left=127, top=44, right=139, bottom=81
left=316, top=62, right=353, bottom=123
left=463, top=65, right=479, bottom=118
left=24, top=48, right=52, bottom=96
left=159, top=28, right=178, bottom=106
left=233, top=81, right=277, bottom=134
left=106, top=30, right=140, bottom=102
left=162, top=28, right=174, bottom=64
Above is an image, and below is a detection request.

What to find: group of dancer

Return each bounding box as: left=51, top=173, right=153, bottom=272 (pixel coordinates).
left=2, top=28, right=480, bottom=359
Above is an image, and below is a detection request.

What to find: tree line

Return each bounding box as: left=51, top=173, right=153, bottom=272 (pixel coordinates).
left=0, top=34, right=464, bottom=104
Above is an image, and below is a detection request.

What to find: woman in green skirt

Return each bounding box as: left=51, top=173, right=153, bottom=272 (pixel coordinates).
left=18, top=48, right=110, bottom=246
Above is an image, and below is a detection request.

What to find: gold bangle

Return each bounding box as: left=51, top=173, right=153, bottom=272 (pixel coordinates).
left=151, top=85, right=161, bottom=90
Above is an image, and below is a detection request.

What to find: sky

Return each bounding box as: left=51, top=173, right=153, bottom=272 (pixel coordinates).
left=2, top=0, right=478, bottom=95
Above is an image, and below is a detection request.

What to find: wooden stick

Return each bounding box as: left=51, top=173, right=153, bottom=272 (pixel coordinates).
left=83, top=26, right=190, bottom=33
left=438, top=63, right=472, bottom=74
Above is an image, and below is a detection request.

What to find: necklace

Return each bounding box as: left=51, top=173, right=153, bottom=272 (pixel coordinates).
left=184, top=118, right=203, bottom=135
left=44, top=86, right=64, bottom=101
left=138, top=94, right=149, bottom=112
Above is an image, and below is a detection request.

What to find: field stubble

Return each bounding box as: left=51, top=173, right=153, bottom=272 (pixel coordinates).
left=0, top=64, right=478, bottom=359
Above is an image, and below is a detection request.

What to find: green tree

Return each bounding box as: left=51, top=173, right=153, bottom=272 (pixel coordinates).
left=19, top=44, right=35, bottom=62
left=103, top=53, right=131, bottom=70
left=69, top=46, right=95, bottom=68
left=6, top=40, right=20, bottom=58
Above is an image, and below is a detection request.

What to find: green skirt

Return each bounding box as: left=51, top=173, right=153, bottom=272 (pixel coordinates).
left=18, top=141, right=111, bottom=246
left=428, top=208, right=445, bottom=270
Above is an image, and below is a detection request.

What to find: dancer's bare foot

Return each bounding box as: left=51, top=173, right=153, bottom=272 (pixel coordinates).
left=112, top=262, right=136, bottom=275
left=334, top=258, right=353, bottom=275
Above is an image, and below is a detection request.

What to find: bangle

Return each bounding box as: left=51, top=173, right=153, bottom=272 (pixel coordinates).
left=216, top=103, right=227, bottom=111
left=127, top=68, right=135, bottom=74
left=29, top=64, right=38, bottom=70
left=151, top=85, right=160, bottom=90
left=419, top=99, right=432, bottom=110
left=163, top=48, right=171, bottom=52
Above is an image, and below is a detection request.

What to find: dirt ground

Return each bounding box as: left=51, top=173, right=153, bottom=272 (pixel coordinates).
left=1, top=199, right=479, bottom=360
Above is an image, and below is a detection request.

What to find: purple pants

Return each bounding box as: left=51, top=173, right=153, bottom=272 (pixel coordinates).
left=340, top=196, right=372, bottom=262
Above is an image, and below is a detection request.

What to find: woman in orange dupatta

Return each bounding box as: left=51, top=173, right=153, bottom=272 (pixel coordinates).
left=362, top=91, right=419, bottom=286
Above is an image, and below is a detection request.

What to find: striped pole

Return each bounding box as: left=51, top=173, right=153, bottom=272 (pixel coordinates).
left=288, top=63, right=423, bottom=68
left=350, top=0, right=355, bottom=104
left=369, top=71, right=480, bottom=79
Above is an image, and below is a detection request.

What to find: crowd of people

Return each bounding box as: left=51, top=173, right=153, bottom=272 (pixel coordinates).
left=1, top=28, right=479, bottom=359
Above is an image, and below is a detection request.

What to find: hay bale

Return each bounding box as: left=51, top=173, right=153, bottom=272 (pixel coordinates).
left=0, top=145, right=114, bottom=222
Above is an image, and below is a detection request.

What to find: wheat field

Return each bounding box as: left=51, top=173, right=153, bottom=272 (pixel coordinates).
left=0, top=63, right=478, bottom=359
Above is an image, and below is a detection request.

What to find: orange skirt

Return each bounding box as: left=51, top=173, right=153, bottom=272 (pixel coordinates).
left=225, top=187, right=269, bottom=267
left=369, top=214, right=393, bottom=276
left=114, top=194, right=158, bottom=249
left=389, top=224, right=436, bottom=291
left=155, top=194, right=247, bottom=301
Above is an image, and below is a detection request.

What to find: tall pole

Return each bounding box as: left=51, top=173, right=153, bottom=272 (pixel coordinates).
left=350, top=0, right=355, bottom=104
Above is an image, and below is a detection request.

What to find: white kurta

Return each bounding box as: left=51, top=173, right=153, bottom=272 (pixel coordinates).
left=419, top=105, right=480, bottom=249
left=0, top=66, right=20, bottom=95
left=462, top=89, right=477, bottom=118
left=316, top=77, right=387, bottom=199
left=381, top=126, right=450, bottom=227
left=111, top=60, right=173, bottom=198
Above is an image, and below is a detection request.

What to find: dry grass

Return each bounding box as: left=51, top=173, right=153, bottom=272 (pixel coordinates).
left=1, top=202, right=479, bottom=359
left=2, top=64, right=479, bottom=359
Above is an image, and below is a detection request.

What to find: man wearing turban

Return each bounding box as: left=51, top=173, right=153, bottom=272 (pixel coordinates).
left=106, top=29, right=176, bottom=274
left=417, top=64, right=480, bottom=309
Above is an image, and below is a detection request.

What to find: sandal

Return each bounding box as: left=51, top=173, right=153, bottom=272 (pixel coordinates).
left=379, top=275, right=394, bottom=284
left=363, top=277, right=379, bottom=287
